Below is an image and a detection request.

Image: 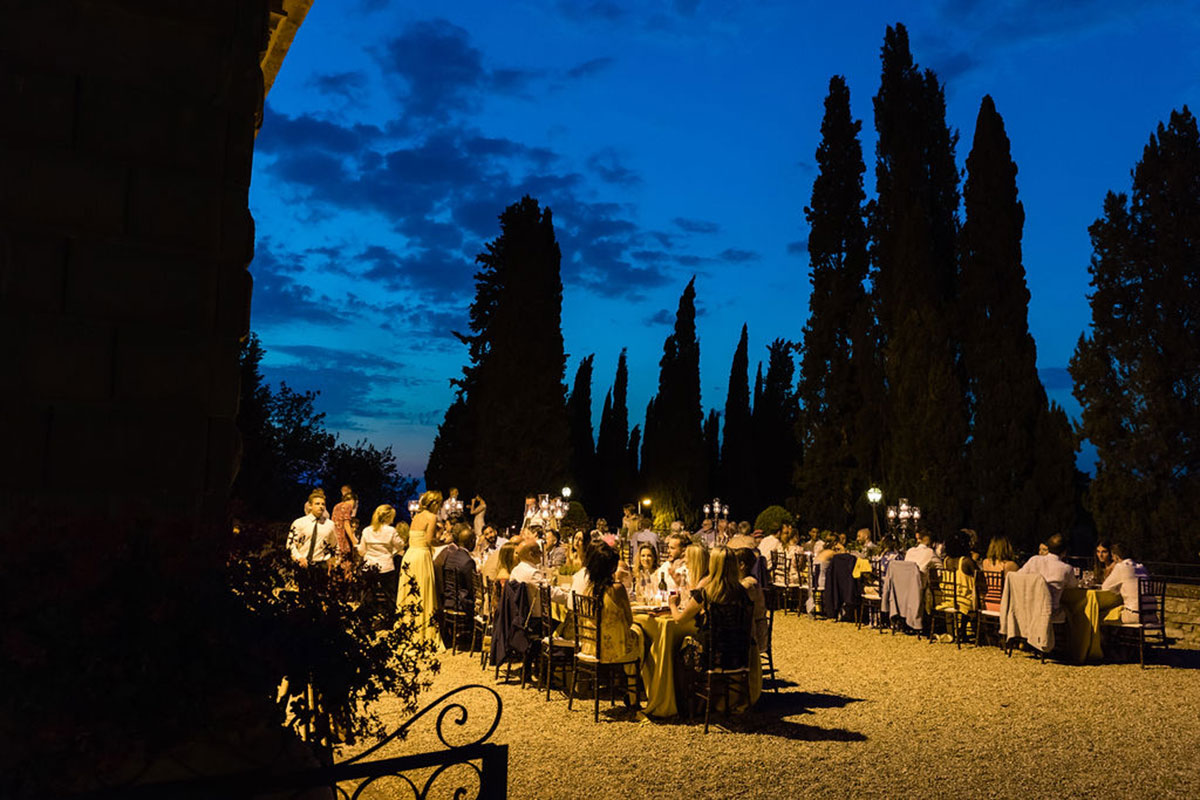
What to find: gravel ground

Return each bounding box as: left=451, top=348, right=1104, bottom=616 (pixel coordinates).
left=344, top=615, right=1200, bottom=799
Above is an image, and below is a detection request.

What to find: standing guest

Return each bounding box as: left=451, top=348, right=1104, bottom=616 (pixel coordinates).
left=759, top=522, right=788, bottom=561
left=903, top=531, right=942, bottom=574
left=398, top=490, right=443, bottom=648
left=595, top=518, right=612, bottom=537
left=1018, top=533, right=1077, bottom=613
left=1100, top=541, right=1151, bottom=623
left=544, top=528, right=567, bottom=569
left=357, top=505, right=403, bottom=627
left=621, top=504, right=640, bottom=537
left=632, top=544, right=661, bottom=602
left=434, top=524, right=478, bottom=637
left=1093, top=540, right=1116, bottom=584
left=288, top=489, right=337, bottom=571
left=982, top=536, right=1020, bottom=573
left=520, top=494, right=541, bottom=531
left=438, top=487, right=462, bottom=521
left=330, top=486, right=360, bottom=574
left=469, top=494, right=487, bottom=538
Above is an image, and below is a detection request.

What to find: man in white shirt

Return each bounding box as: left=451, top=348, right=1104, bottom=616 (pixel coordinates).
left=654, top=533, right=688, bottom=591
left=903, top=531, right=942, bottom=574
left=1018, top=533, right=1077, bottom=612
left=1101, top=541, right=1151, bottom=623
left=759, top=521, right=790, bottom=561
left=288, top=489, right=337, bottom=570
left=511, top=541, right=568, bottom=616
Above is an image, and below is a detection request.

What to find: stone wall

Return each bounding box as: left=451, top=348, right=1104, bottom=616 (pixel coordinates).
left=1165, top=583, right=1200, bottom=649
left=1, top=0, right=264, bottom=528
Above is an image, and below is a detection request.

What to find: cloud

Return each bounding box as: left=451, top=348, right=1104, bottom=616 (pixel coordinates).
left=249, top=240, right=357, bottom=327
left=376, top=19, right=489, bottom=120
left=644, top=308, right=674, bottom=326
left=308, top=71, right=369, bottom=101
left=555, top=1, right=625, bottom=24
left=673, top=217, right=720, bottom=234
left=786, top=239, right=808, bottom=256
left=256, top=104, right=381, bottom=156
left=566, top=56, right=616, bottom=79
left=586, top=149, right=642, bottom=186
left=717, top=248, right=759, bottom=263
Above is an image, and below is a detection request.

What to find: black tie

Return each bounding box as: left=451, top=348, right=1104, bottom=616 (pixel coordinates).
left=307, top=518, right=319, bottom=564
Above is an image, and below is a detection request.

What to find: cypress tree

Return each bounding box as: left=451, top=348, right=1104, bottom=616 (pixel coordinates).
left=959, top=95, right=1075, bottom=549
left=1070, top=107, right=1200, bottom=560
left=642, top=278, right=706, bottom=524
left=720, top=325, right=755, bottom=516
left=627, top=423, right=641, bottom=500
left=703, top=409, right=722, bottom=506
left=870, top=23, right=967, bottom=533
left=426, top=196, right=570, bottom=527
left=595, top=349, right=631, bottom=520
left=753, top=339, right=799, bottom=514
left=566, top=354, right=596, bottom=504
left=796, top=75, right=879, bottom=530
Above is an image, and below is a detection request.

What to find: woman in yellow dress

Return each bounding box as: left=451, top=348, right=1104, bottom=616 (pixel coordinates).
left=398, top=490, right=442, bottom=648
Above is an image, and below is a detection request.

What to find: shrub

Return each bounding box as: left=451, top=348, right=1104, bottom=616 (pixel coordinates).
left=754, top=505, right=795, bottom=535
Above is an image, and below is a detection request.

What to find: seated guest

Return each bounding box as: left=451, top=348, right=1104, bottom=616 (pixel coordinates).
left=1101, top=541, right=1151, bottom=623
left=630, top=517, right=658, bottom=556
left=939, top=529, right=978, bottom=613
left=580, top=544, right=641, bottom=689
left=852, top=527, right=876, bottom=558
left=876, top=537, right=901, bottom=580
left=473, top=524, right=502, bottom=563
left=1018, top=533, right=1077, bottom=613
left=961, top=528, right=981, bottom=562
left=668, top=546, right=752, bottom=629
left=632, top=544, right=661, bottom=602
left=657, top=532, right=689, bottom=590
left=696, top=518, right=716, bottom=546
left=564, top=529, right=587, bottom=573
left=434, top=524, right=477, bottom=641
left=903, top=531, right=942, bottom=574
left=681, top=542, right=711, bottom=602
left=981, top=535, right=1020, bottom=573
left=1093, top=540, right=1116, bottom=584
left=758, top=522, right=788, bottom=561
left=494, top=542, right=518, bottom=583
left=543, top=528, right=567, bottom=569
left=734, top=547, right=769, bottom=652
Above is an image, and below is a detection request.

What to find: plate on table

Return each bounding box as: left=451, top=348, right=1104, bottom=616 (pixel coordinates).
left=631, top=603, right=669, bottom=614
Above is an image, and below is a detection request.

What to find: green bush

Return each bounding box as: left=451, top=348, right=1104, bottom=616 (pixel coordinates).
left=754, top=505, right=795, bottom=535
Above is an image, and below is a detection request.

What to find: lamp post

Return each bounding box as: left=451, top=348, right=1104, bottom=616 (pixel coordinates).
left=526, top=490, right=570, bottom=531
left=884, top=497, right=921, bottom=545
left=867, top=486, right=883, bottom=541
left=407, top=498, right=420, bottom=518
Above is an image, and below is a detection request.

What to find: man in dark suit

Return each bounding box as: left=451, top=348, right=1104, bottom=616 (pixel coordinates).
left=434, top=523, right=478, bottom=634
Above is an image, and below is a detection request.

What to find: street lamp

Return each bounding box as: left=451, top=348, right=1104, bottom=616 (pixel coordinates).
left=407, top=498, right=420, bottom=516
left=702, top=496, right=730, bottom=522
left=867, top=486, right=883, bottom=541
left=884, top=496, right=921, bottom=543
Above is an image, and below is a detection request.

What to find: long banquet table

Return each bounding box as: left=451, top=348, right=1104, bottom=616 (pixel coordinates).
left=1061, top=586, right=1123, bottom=663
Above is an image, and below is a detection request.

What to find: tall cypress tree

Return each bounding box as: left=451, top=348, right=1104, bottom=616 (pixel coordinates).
left=426, top=196, right=570, bottom=527
left=720, top=324, right=755, bottom=515
left=796, top=75, right=879, bottom=530
left=642, top=278, right=706, bottom=524
left=870, top=23, right=967, bottom=533
left=753, top=339, right=799, bottom=514
left=703, top=409, right=722, bottom=507
left=595, top=349, right=631, bottom=520
left=959, top=95, right=1075, bottom=549
left=566, top=354, right=596, bottom=506
left=1070, top=107, right=1200, bottom=560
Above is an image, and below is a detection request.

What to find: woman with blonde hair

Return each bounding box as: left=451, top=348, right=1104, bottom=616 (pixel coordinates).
left=669, top=546, right=752, bottom=624
left=397, top=491, right=443, bottom=648
left=358, top=504, right=402, bottom=628
left=681, top=543, right=710, bottom=602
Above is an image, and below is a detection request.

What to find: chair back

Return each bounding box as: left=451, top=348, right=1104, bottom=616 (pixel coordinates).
left=770, top=550, right=789, bottom=587
left=533, top=582, right=555, bottom=638
left=980, top=570, right=1006, bottom=611
left=705, top=601, right=753, bottom=671
left=571, top=591, right=603, bottom=659
left=928, top=566, right=952, bottom=610
left=472, top=570, right=486, bottom=616
left=1138, top=577, right=1167, bottom=626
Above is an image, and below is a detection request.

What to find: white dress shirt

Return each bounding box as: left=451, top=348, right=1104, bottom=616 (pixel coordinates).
left=903, top=543, right=942, bottom=574
left=288, top=513, right=337, bottom=564
left=1101, top=558, right=1150, bottom=611
left=357, top=524, right=401, bottom=572
left=1019, top=553, right=1077, bottom=610
left=759, top=534, right=782, bottom=560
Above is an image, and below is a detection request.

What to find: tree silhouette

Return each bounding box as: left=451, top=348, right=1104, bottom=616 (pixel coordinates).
left=426, top=196, right=570, bottom=528
left=595, top=349, right=632, bottom=521
left=720, top=324, right=755, bottom=516
left=753, top=339, right=799, bottom=516
left=566, top=354, right=597, bottom=505
left=796, top=75, right=880, bottom=530
left=959, top=95, right=1075, bottom=550
left=1070, top=107, right=1200, bottom=560
left=870, top=23, right=967, bottom=534
left=641, top=278, right=706, bottom=525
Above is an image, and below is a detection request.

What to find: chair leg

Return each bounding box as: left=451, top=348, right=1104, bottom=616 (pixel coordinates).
left=594, top=669, right=601, bottom=723
left=1139, top=629, right=1145, bottom=669
left=568, top=664, right=578, bottom=711
left=703, top=673, right=713, bottom=734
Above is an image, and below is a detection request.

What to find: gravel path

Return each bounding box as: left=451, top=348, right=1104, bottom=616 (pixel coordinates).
left=345, top=615, right=1200, bottom=799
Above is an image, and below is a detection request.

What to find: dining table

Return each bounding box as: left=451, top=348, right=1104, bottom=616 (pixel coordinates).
left=1061, top=586, right=1123, bottom=663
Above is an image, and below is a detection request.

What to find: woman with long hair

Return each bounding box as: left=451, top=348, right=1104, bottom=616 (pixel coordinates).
left=358, top=504, right=402, bottom=628
left=632, top=544, right=660, bottom=602
left=981, top=535, right=1019, bottom=573
left=582, top=543, right=640, bottom=666
left=1092, top=540, right=1115, bottom=583
left=682, top=543, right=710, bottom=602
left=669, top=545, right=751, bottom=625
left=397, top=490, right=443, bottom=648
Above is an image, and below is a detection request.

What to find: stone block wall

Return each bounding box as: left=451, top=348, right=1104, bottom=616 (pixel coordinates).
left=0, top=0, right=266, bottom=528
left=1165, top=583, right=1200, bottom=649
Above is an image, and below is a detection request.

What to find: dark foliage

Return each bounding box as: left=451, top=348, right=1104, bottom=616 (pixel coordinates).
left=321, top=439, right=419, bottom=515
left=426, top=196, right=571, bottom=528
left=1070, top=107, right=1200, bottom=560
left=641, top=278, right=707, bottom=525
left=796, top=75, right=881, bottom=530
left=567, top=354, right=597, bottom=506
left=959, top=95, right=1076, bottom=550
left=753, top=339, right=800, bottom=515
left=870, top=23, right=968, bottom=534
left=595, top=349, right=634, bottom=521
left=720, top=324, right=756, bottom=517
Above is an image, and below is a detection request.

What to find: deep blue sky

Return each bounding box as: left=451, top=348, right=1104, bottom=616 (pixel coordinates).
left=249, top=0, right=1198, bottom=479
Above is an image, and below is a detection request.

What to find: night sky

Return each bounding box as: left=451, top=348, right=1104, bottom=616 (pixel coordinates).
left=249, top=0, right=1198, bottom=480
